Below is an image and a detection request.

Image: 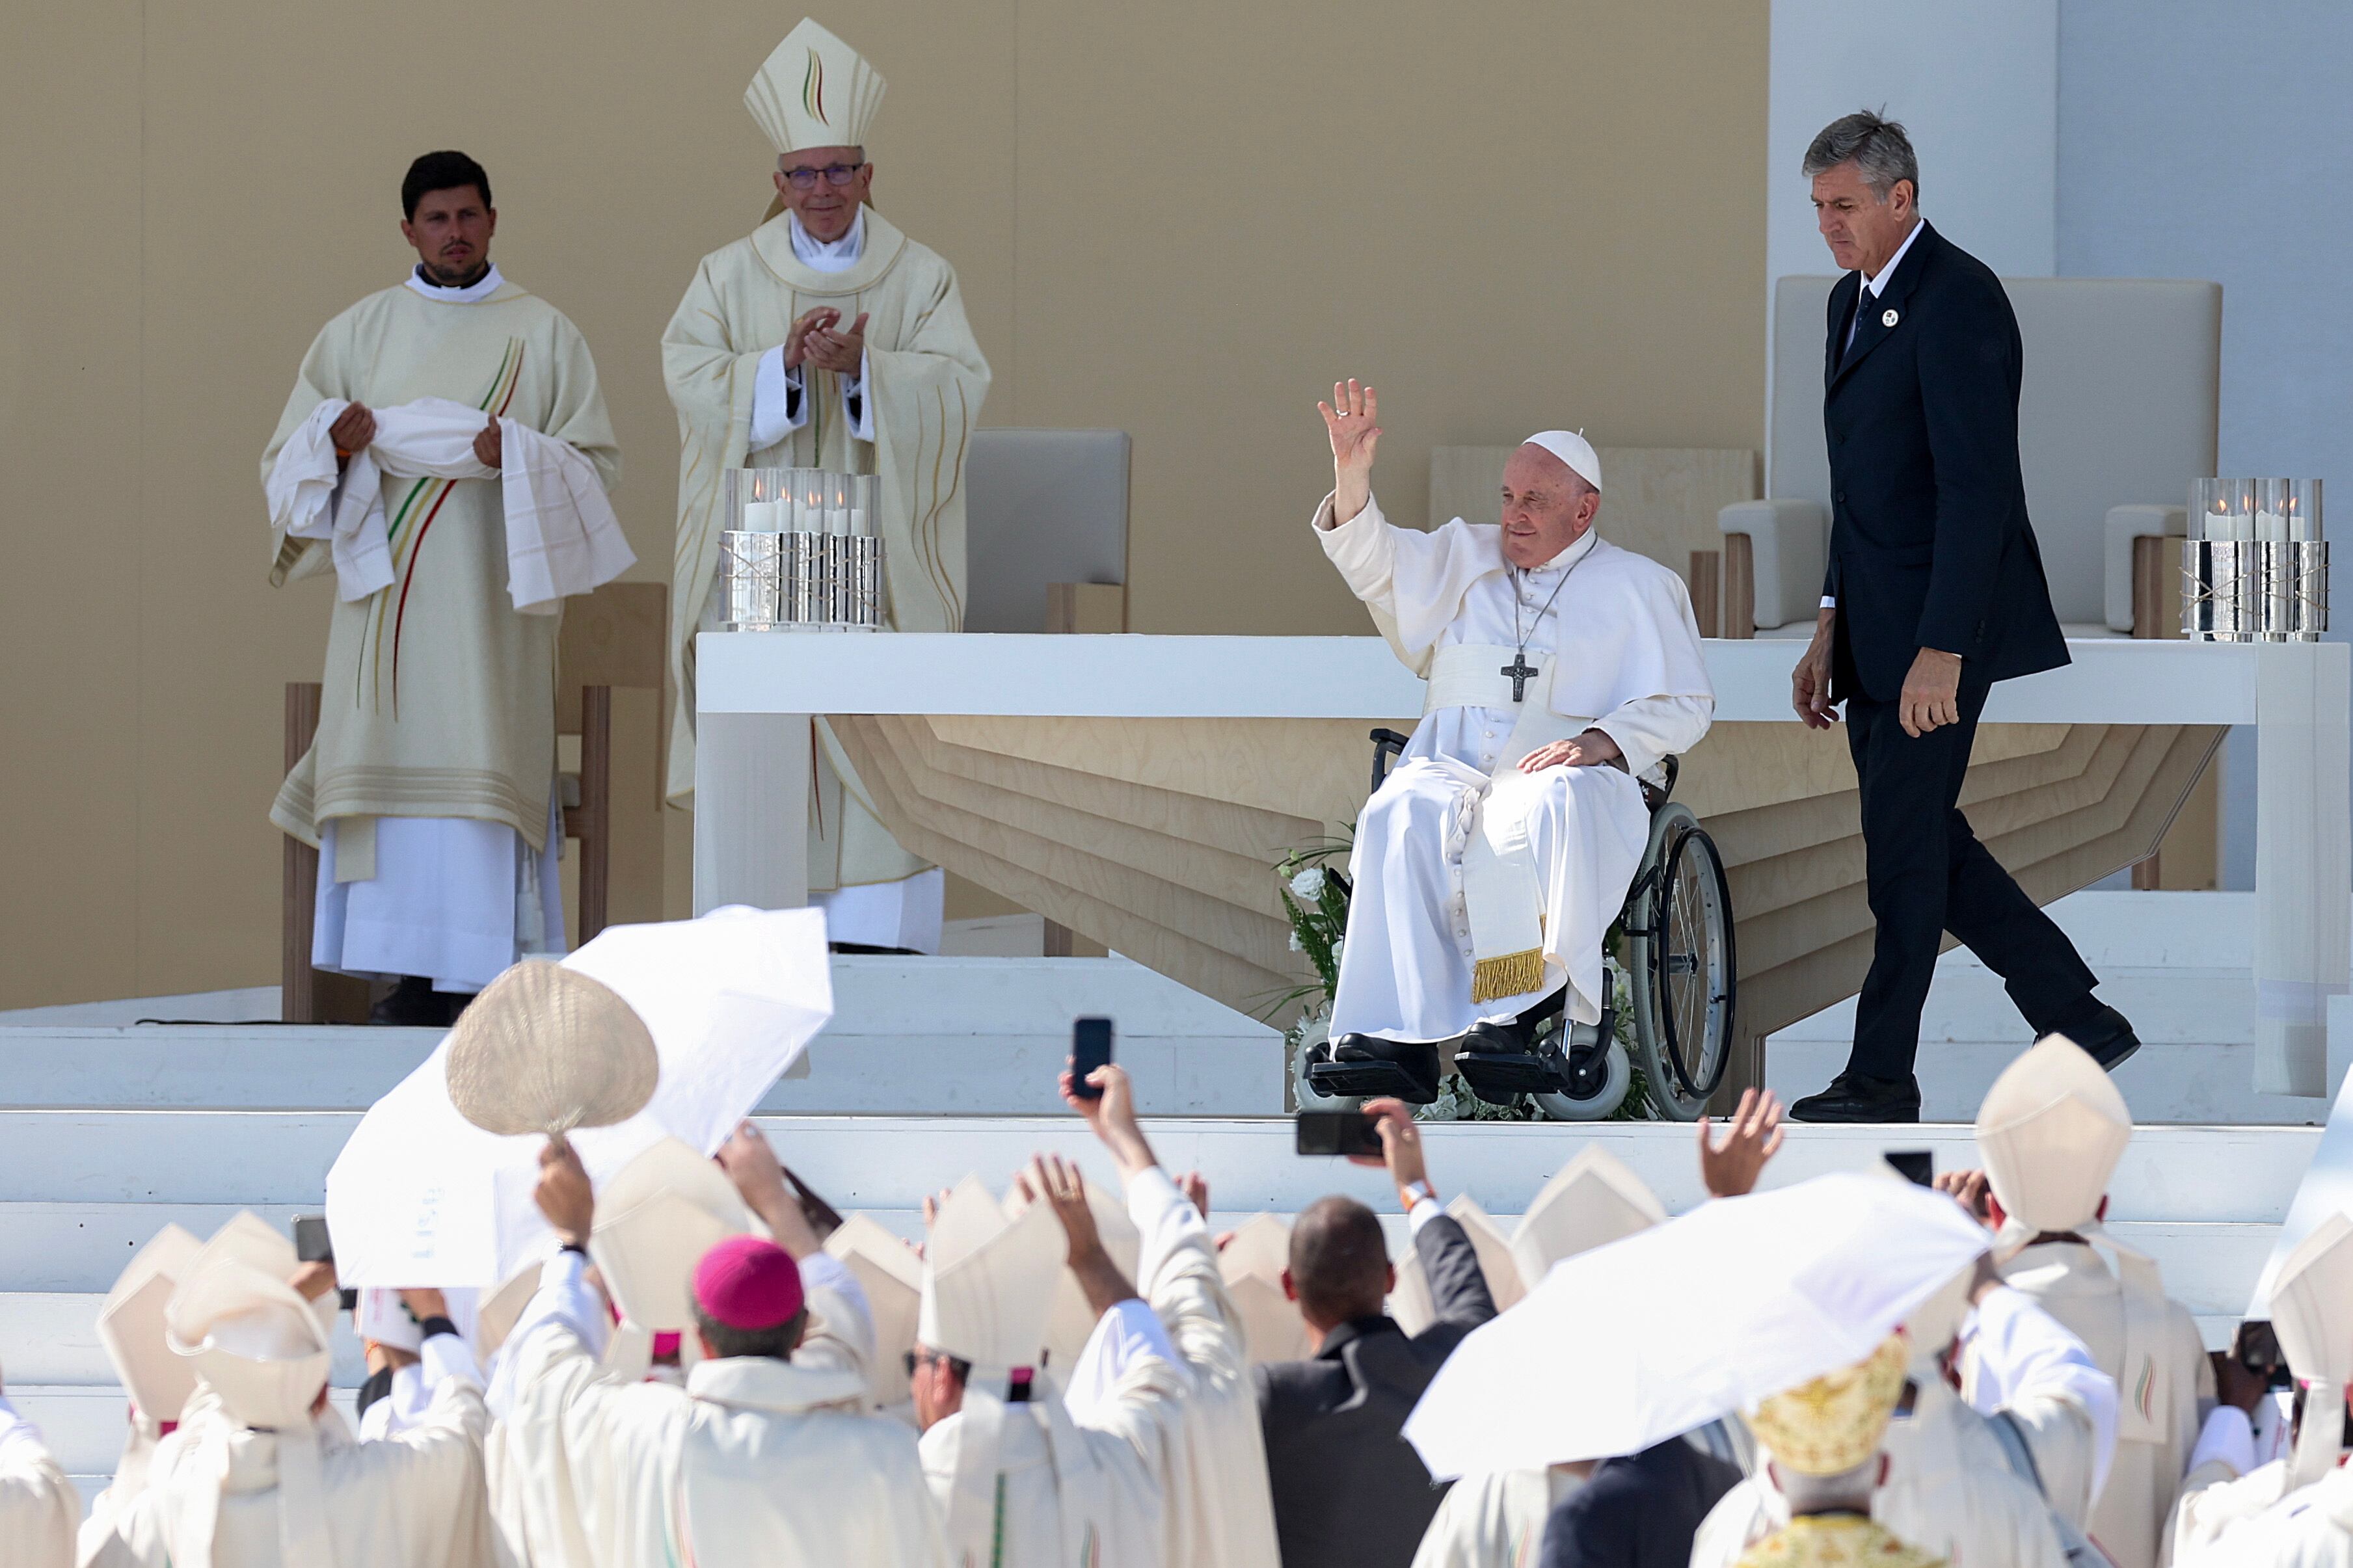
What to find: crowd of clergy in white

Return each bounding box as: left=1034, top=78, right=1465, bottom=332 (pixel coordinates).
left=0, top=1001, right=2339, bottom=1567
left=263, top=17, right=988, bottom=1025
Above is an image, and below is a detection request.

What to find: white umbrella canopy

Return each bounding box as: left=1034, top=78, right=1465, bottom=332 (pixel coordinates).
left=324, top=906, right=832, bottom=1287
left=1401, top=1171, right=1990, bottom=1480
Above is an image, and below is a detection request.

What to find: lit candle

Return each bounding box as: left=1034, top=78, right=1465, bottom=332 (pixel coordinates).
left=742, top=499, right=783, bottom=533
left=2258, top=508, right=2289, bottom=544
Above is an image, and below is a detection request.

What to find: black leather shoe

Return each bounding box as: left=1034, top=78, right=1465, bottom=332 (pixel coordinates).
left=1458, top=987, right=1569, bottom=1059
left=370, top=975, right=455, bottom=1028
left=2058, top=1004, right=2140, bottom=1072
left=1788, top=1070, right=1922, bottom=1123
left=1307, top=1033, right=1442, bottom=1104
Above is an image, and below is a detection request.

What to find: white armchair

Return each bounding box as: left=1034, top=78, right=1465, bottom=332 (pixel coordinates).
left=1725, top=275, right=2220, bottom=637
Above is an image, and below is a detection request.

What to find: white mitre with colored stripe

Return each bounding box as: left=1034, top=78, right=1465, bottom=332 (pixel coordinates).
left=746, top=19, right=887, bottom=155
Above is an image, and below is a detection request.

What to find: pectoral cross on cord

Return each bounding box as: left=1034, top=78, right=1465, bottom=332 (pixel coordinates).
left=1506, top=542, right=1594, bottom=705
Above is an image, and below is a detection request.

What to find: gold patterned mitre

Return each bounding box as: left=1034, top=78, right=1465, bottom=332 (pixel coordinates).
left=746, top=19, right=886, bottom=155
left=1747, top=1333, right=1909, bottom=1476
left=1974, top=1033, right=2132, bottom=1234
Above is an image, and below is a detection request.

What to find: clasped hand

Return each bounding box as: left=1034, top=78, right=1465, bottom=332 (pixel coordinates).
left=1518, top=729, right=1620, bottom=773
left=786, top=307, right=870, bottom=375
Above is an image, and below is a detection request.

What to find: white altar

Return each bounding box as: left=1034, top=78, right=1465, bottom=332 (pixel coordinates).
left=694, top=633, right=2351, bottom=1096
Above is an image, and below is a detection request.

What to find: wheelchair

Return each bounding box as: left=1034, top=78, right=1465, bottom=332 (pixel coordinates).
left=1303, top=728, right=1738, bottom=1122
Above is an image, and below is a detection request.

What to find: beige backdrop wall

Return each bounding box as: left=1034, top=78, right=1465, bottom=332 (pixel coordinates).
left=0, top=0, right=1768, bottom=1009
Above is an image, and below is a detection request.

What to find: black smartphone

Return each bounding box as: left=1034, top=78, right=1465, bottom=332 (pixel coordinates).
left=1883, top=1150, right=1935, bottom=1188
left=1070, top=1017, right=1114, bottom=1099
left=293, top=1214, right=334, bottom=1264
left=1297, top=1110, right=1385, bottom=1158
left=2235, top=1320, right=2292, bottom=1387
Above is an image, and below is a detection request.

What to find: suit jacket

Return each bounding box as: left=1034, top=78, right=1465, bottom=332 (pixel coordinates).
left=1255, top=1214, right=1499, bottom=1568
left=1537, top=1437, right=1743, bottom=1568
left=1821, top=219, right=2068, bottom=702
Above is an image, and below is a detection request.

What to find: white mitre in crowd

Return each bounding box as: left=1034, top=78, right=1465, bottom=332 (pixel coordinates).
left=2175, top=1214, right=2353, bottom=1565
left=917, top=1178, right=1182, bottom=1568
left=1313, top=426, right=1714, bottom=1081
left=588, top=1136, right=755, bottom=1381
left=1964, top=1034, right=2216, bottom=1568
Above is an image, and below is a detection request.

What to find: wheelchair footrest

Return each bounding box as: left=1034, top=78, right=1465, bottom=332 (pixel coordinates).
left=1307, top=1059, right=1437, bottom=1105
left=1455, top=1052, right=1555, bottom=1104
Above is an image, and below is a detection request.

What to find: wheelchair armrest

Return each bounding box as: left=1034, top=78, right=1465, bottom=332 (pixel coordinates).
left=1369, top=727, right=1412, bottom=793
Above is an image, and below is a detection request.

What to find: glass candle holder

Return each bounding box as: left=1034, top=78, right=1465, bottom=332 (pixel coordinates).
left=2190, top=477, right=2255, bottom=543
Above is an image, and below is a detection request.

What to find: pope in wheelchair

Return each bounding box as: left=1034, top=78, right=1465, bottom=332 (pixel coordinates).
left=1304, top=381, right=1716, bottom=1109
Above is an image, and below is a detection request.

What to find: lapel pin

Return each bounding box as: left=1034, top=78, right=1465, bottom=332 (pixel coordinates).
left=1882, top=308, right=1900, bottom=328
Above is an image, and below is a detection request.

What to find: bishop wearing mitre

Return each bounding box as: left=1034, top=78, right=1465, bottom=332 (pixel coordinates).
left=265, top=151, right=623, bottom=1025
left=1307, top=382, right=1714, bottom=1102
left=664, top=18, right=991, bottom=954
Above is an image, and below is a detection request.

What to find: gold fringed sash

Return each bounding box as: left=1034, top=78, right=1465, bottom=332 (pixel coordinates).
left=1471, top=940, right=1548, bottom=1003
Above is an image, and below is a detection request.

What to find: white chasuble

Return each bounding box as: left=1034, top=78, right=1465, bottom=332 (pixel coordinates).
left=1124, top=1167, right=1282, bottom=1568
left=1314, top=493, right=1713, bottom=1043
left=2177, top=1465, right=2353, bottom=1568
left=1966, top=1240, right=2215, bottom=1568
left=918, top=1349, right=1187, bottom=1568
left=265, top=277, right=619, bottom=852
left=1408, top=1467, right=1580, bottom=1568
left=0, top=1403, right=74, bottom=1568
left=487, top=1250, right=946, bottom=1568
left=79, top=1382, right=494, bottom=1568
left=663, top=207, right=989, bottom=900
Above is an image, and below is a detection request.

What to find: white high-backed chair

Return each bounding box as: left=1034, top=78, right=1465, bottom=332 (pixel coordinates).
left=1722, top=276, right=2220, bottom=637
left=964, top=428, right=1131, bottom=634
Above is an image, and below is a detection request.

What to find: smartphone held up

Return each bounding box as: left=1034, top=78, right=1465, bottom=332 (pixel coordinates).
left=1069, top=1017, right=1114, bottom=1099
left=1295, top=1109, right=1385, bottom=1159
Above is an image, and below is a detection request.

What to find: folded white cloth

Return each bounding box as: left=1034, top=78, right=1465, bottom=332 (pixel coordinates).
left=267, top=399, right=393, bottom=602
left=497, top=417, right=634, bottom=614
left=266, top=396, right=629, bottom=611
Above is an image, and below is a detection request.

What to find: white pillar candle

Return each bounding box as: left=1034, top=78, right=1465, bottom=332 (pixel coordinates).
left=2259, top=510, right=2289, bottom=544
left=741, top=499, right=783, bottom=532
left=850, top=507, right=868, bottom=537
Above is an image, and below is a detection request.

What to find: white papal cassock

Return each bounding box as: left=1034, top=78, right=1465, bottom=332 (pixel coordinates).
left=1313, top=492, right=1712, bottom=1043
left=488, top=1248, right=948, bottom=1568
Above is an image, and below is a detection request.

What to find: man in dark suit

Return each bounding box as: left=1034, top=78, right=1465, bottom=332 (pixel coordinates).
left=1256, top=1098, right=1498, bottom=1568
left=1787, top=111, right=2138, bottom=1123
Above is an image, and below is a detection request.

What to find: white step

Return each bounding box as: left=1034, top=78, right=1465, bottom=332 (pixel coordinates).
left=0, top=957, right=1284, bottom=1119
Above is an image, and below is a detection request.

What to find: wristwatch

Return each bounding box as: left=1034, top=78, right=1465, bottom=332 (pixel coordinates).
left=1401, top=1179, right=1436, bottom=1212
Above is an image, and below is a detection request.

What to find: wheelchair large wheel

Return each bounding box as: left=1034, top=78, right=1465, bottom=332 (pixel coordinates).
left=1628, top=803, right=1737, bottom=1121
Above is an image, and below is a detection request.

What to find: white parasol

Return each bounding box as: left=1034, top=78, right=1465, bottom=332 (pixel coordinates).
left=323, top=906, right=831, bottom=1287
left=1401, top=1171, right=1989, bottom=1479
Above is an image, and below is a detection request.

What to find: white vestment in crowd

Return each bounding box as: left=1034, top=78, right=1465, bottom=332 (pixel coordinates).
left=264, top=265, right=620, bottom=993
left=1314, top=493, right=1713, bottom=1041
left=1122, top=1165, right=1282, bottom=1568
left=0, top=1402, right=74, bottom=1568
left=1409, top=1467, right=1580, bottom=1568
left=919, top=1305, right=1189, bottom=1568
left=2176, top=1464, right=2353, bottom=1567
left=79, top=1372, right=493, bottom=1568
left=487, top=1249, right=947, bottom=1568
left=1967, top=1240, right=2215, bottom=1568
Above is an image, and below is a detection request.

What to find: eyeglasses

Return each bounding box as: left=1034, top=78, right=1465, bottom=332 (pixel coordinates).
left=782, top=163, right=866, bottom=191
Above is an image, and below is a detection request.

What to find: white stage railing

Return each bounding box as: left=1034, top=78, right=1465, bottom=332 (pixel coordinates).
left=695, top=635, right=2351, bottom=1096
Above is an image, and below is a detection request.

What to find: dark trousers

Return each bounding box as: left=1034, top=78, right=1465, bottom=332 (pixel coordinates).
left=1845, top=673, right=2101, bottom=1080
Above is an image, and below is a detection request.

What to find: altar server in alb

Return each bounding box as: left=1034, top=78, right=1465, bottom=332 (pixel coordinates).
left=1962, top=1035, right=2216, bottom=1568
left=265, top=151, right=622, bottom=1025
left=664, top=18, right=990, bottom=955
left=1305, top=381, right=1713, bottom=1101
left=492, top=1132, right=948, bottom=1568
